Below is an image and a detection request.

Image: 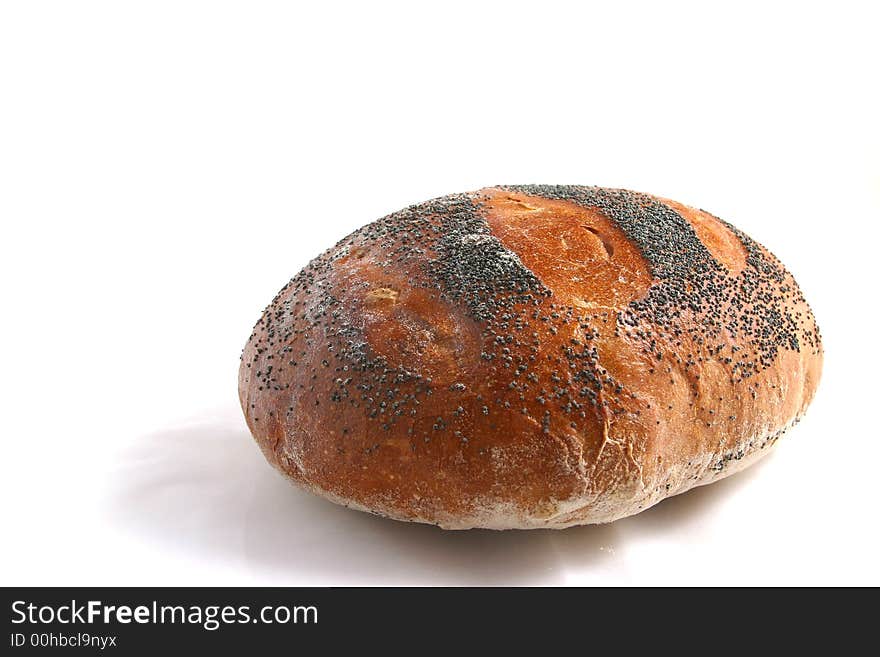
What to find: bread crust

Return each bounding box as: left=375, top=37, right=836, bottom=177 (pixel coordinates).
left=239, top=186, right=823, bottom=529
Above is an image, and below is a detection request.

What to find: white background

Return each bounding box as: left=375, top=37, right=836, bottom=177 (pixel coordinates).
left=2, top=1, right=878, bottom=586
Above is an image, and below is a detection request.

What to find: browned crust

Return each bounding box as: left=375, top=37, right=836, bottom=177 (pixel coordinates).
left=239, top=186, right=823, bottom=529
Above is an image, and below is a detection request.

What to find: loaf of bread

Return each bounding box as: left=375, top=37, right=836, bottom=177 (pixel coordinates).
left=239, top=186, right=822, bottom=529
